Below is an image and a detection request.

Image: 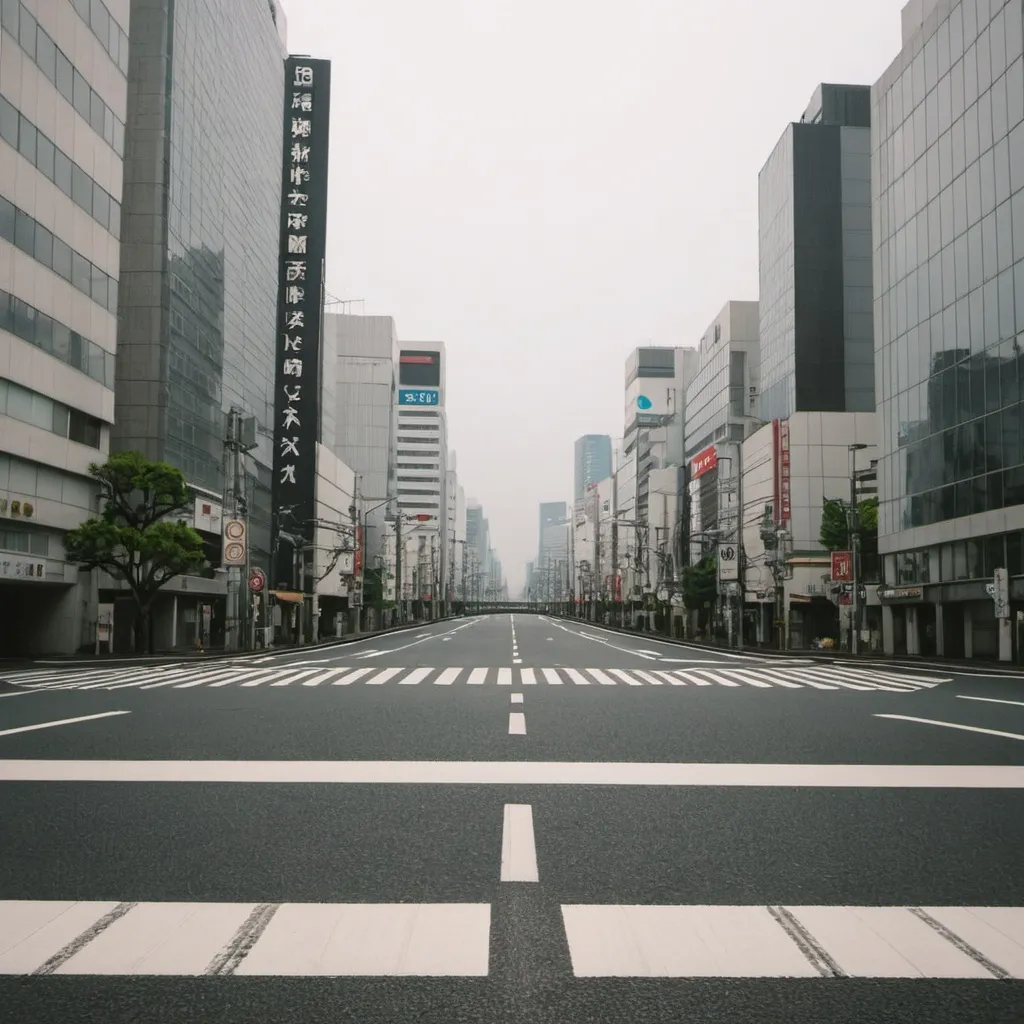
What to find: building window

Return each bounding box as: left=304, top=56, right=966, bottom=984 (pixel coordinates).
left=0, top=378, right=103, bottom=448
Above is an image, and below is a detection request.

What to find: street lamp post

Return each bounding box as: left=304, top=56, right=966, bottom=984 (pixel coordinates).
left=848, top=443, right=869, bottom=655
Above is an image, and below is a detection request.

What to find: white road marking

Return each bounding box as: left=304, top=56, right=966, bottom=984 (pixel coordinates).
left=467, top=668, right=488, bottom=685
left=766, top=668, right=839, bottom=690
left=300, top=669, right=345, bottom=686
left=726, top=669, right=775, bottom=689
left=174, top=669, right=255, bottom=689
left=508, top=712, right=526, bottom=735
left=632, top=670, right=664, bottom=685
left=731, top=669, right=801, bottom=689
left=655, top=670, right=688, bottom=685
left=269, top=670, right=321, bottom=688
left=433, top=668, right=462, bottom=686
left=8, top=760, right=1023, bottom=787
left=398, top=668, right=433, bottom=686
left=561, top=905, right=1024, bottom=978
left=497, top=669, right=513, bottom=686
left=500, top=804, right=539, bottom=882
left=684, top=670, right=739, bottom=687
left=0, top=711, right=130, bottom=738
left=332, top=668, right=375, bottom=685
left=587, top=669, right=618, bottom=686
left=875, top=714, right=1024, bottom=742
left=209, top=669, right=279, bottom=688
left=956, top=695, right=1024, bottom=709
left=510, top=694, right=523, bottom=704
left=513, top=659, right=523, bottom=665
left=564, top=669, right=591, bottom=685
left=364, top=668, right=404, bottom=685
left=520, top=669, right=537, bottom=685
left=542, top=669, right=562, bottom=685
left=0, top=901, right=121, bottom=973
left=608, top=670, right=643, bottom=686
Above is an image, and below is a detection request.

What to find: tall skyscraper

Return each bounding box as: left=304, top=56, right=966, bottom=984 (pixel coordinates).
left=758, top=83, right=875, bottom=422
left=574, top=434, right=612, bottom=502
left=0, top=0, right=129, bottom=653
left=872, top=0, right=1024, bottom=659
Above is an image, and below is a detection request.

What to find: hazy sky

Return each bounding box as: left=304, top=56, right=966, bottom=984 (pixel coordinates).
left=284, top=0, right=903, bottom=593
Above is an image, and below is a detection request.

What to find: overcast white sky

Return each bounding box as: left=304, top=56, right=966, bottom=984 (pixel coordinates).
left=284, top=0, right=903, bottom=593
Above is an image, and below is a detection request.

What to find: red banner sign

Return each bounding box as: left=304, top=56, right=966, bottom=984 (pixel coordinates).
left=691, top=445, right=718, bottom=479
left=831, top=550, right=853, bottom=582
left=778, top=419, right=791, bottom=523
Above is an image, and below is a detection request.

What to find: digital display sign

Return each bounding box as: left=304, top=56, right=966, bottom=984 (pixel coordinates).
left=398, top=389, right=439, bottom=406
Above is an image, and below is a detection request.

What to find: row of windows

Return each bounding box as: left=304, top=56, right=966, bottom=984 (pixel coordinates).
left=0, top=452, right=96, bottom=510
left=893, top=530, right=1024, bottom=585
left=0, top=524, right=48, bottom=556
left=0, top=195, right=118, bottom=315
left=0, top=94, right=121, bottom=237
left=396, top=463, right=437, bottom=470
left=398, top=501, right=438, bottom=510
left=396, top=450, right=438, bottom=458
left=399, top=489, right=441, bottom=496
left=0, top=378, right=103, bottom=448
left=396, top=423, right=439, bottom=431
left=0, top=288, right=113, bottom=389
left=68, top=0, right=129, bottom=75
left=0, top=0, right=125, bottom=155
left=398, top=409, right=439, bottom=417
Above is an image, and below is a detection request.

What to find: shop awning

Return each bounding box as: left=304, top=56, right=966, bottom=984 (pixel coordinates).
left=269, top=590, right=305, bottom=604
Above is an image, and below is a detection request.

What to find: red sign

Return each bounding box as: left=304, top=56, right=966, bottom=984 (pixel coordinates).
left=248, top=568, right=266, bottom=593
left=354, top=526, right=363, bottom=576
left=775, top=419, right=791, bottom=523
left=691, top=445, right=718, bottom=479
left=831, top=550, right=853, bottom=582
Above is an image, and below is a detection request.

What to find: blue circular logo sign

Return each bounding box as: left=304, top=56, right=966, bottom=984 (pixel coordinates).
left=636, top=395, right=653, bottom=410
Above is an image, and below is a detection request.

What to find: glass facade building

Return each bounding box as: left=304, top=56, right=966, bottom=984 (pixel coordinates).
left=573, top=434, right=612, bottom=503
left=115, top=0, right=285, bottom=583
left=758, top=84, right=875, bottom=422
left=873, top=0, right=1024, bottom=658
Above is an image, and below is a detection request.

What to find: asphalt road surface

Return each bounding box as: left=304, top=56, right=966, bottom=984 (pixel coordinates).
left=2, top=612, right=1023, bottom=1023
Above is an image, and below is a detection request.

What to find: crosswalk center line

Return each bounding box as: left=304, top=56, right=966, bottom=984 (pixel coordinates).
left=467, top=668, right=488, bottom=685
left=541, top=669, right=562, bottom=685
left=520, top=668, right=537, bottom=685
left=433, top=668, right=462, bottom=685
left=497, top=669, right=513, bottom=686
left=608, top=670, right=643, bottom=686
left=399, top=668, right=433, bottom=685
left=564, top=669, right=591, bottom=686
left=365, top=668, right=404, bottom=685
left=332, top=668, right=375, bottom=685
left=587, top=669, right=618, bottom=686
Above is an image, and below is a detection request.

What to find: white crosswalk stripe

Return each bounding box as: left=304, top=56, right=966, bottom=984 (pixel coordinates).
left=4, top=663, right=951, bottom=691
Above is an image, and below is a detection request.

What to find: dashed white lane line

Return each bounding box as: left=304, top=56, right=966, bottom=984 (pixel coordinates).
left=510, top=694, right=523, bottom=704
left=956, top=695, right=1024, bottom=709
left=508, top=712, right=526, bottom=735
left=500, top=804, right=539, bottom=882
left=875, top=714, right=1024, bottom=743
left=0, top=711, right=130, bottom=738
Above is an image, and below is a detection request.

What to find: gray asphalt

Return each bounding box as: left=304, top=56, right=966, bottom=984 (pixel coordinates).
left=1, top=611, right=1023, bottom=1023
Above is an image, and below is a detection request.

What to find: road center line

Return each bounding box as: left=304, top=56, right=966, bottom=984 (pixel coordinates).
left=875, top=714, right=1024, bottom=743
left=0, top=711, right=131, bottom=738
left=508, top=712, right=526, bottom=735
left=500, top=803, right=539, bottom=882
left=510, top=693, right=523, bottom=704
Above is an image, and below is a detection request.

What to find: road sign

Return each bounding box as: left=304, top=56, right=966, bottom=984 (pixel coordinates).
left=717, top=543, right=739, bottom=582
left=248, top=568, right=265, bottom=593
left=223, top=519, right=247, bottom=565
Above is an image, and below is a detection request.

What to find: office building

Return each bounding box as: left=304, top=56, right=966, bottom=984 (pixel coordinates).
left=324, top=313, right=398, bottom=564
left=573, top=434, right=612, bottom=502
left=0, top=0, right=129, bottom=653
left=758, top=83, right=875, bottom=422
left=107, top=0, right=289, bottom=648
left=872, top=0, right=1024, bottom=659
left=396, top=343, right=448, bottom=604
left=684, top=300, right=761, bottom=541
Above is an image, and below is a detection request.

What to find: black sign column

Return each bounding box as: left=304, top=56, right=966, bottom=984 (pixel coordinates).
left=271, top=56, right=331, bottom=590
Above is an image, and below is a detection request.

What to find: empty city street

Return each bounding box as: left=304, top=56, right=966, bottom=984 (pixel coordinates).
left=1, top=613, right=1023, bottom=1023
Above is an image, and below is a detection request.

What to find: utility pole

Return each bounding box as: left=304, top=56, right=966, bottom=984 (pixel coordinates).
left=736, top=441, right=745, bottom=651
left=395, top=513, right=403, bottom=624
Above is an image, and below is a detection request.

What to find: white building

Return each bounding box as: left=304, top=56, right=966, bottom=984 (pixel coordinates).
left=396, top=343, right=448, bottom=608
left=0, top=0, right=128, bottom=654
left=740, top=411, right=878, bottom=649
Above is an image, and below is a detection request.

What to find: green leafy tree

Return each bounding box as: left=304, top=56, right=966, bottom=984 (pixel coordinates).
left=682, top=554, right=718, bottom=629
left=64, top=452, right=207, bottom=654
left=819, top=496, right=880, bottom=552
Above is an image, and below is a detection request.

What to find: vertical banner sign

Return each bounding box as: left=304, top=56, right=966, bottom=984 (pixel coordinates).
left=831, top=550, right=853, bottom=582
left=778, top=419, right=791, bottom=524
left=271, top=56, right=332, bottom=590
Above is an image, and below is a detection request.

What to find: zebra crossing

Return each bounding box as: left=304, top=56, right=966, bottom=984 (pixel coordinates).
left=2, top=661, right=951, bottom=692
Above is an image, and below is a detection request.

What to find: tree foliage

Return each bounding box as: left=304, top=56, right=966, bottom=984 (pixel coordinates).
left=682, top=554, right=718, bottom=610
left=64, top=451, right=207, bottom=653
left=819, top=496, right=880, bottom=553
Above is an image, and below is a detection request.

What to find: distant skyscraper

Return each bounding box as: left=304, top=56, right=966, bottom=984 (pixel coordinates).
left=574, top=435, right=613, bottom=502
left=758, top=83, right=874, bottom=422
left=538, top=501, right=567, bottom=557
